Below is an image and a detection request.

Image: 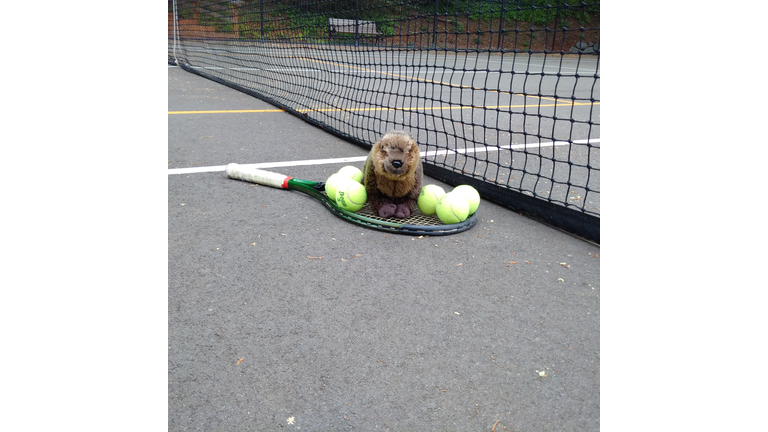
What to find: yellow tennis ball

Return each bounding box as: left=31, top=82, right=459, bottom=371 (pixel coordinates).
left=452, top=185, right=481, bottom=215
left=325, top=173, right=354, bottom=202
left=417, top=184, right=446, bottom=215
left=337, top=165, right=363, bottom=183
left=435, top=192, right=470, bottom=224
left=335, top=180, right=367, bottom=212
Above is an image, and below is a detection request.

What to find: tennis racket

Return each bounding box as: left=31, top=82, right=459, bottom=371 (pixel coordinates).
left=225, top=163, right=477, bottom=236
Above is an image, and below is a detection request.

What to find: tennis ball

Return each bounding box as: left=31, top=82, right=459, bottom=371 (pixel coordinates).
left=335, top=180, right=367, bottom=212
left=337, top=165, right=363, bottom=183
left=452, top=185, right=481, bottom=215
left=435, top=192, right=470, bottom=224
left=325, top=173, right=354, bottom=202
left=417, top=184, right=446, bottom=215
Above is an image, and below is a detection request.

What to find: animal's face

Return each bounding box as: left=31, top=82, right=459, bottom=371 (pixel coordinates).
left=376, top=132, right=419, bottom=177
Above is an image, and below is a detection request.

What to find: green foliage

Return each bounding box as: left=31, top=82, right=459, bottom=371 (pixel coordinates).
left=449, top=17, right=465, bottom=33
left=436, top=0, right=599, bottom=27
left=376, top=20, right=396, bottom=36
left=176, top=5, right=193, bottom=20
left=181, top=0, right=598, bottom=43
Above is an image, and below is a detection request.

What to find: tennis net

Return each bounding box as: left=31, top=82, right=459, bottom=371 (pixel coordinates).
left=169, top=0, right=600, bottom=243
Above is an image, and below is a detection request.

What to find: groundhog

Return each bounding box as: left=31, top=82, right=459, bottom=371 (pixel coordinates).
left=363, top=130, right=423, bottom=218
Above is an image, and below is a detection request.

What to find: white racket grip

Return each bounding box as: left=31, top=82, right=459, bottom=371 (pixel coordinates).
left=225, top=163, right=290, bottom=189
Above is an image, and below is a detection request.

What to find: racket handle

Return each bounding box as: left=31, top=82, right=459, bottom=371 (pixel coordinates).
left=225, top=163, right=291, bottom=189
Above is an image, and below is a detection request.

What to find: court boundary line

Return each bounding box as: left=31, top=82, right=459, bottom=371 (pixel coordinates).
left=168, top=139, right=598, bottom=175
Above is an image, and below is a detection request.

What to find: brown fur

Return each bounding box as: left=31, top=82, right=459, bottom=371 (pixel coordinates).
left=363, top=130, right=423, bottom=218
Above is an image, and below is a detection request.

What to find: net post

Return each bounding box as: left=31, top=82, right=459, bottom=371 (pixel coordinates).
left=354, top=0, right=359, bottom=48
left=171, top=0, right=177, bottom=63
left=433, top=0, right=438, bottom=49
left=231, top=0, right=241, bottom=39
left=498, top=0, right=506, bottom=51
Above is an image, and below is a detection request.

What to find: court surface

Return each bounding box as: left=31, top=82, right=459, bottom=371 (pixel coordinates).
left=168, top=63, right=600, bottom=431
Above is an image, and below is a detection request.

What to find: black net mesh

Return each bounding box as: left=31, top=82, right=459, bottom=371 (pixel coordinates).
left=169, top=0, right=600, bottom=242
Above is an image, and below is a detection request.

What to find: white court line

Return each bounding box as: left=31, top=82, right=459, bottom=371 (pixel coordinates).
left=168, top=139, right=598, bottom=175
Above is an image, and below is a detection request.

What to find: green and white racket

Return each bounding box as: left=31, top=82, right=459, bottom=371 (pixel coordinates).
left=225, top=163, right=477, bottom=236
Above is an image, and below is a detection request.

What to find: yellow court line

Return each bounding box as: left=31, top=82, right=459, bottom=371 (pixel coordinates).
left=169, top=101, right=598, bottom=115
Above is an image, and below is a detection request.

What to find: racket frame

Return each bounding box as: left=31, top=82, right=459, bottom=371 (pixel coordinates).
left=226, top=163, right=477, bottom=235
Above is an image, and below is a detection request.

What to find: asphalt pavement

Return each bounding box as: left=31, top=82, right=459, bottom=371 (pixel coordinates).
left=168, top=64, right=600, bottom=431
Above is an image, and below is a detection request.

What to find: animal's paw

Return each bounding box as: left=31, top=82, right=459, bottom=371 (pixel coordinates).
left=378, top=203, right=397, bottom=218
left=393, top=204, right=411, bottom=219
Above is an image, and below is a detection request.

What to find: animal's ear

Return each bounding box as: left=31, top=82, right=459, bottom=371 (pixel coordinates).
left=410, top=137, right=419, bottom=152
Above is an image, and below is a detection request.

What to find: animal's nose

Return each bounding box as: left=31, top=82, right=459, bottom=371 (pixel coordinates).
left=392, top=160, right=403, bottom=168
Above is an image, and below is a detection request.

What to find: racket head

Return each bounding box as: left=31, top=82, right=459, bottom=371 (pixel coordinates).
left=288, top=178, right=477, bottom=236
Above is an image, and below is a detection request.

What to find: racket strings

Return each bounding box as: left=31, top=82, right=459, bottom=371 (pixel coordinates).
left=321, top=191, right=445, bottom=226
left=356, top=203, right=443, bottom=226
